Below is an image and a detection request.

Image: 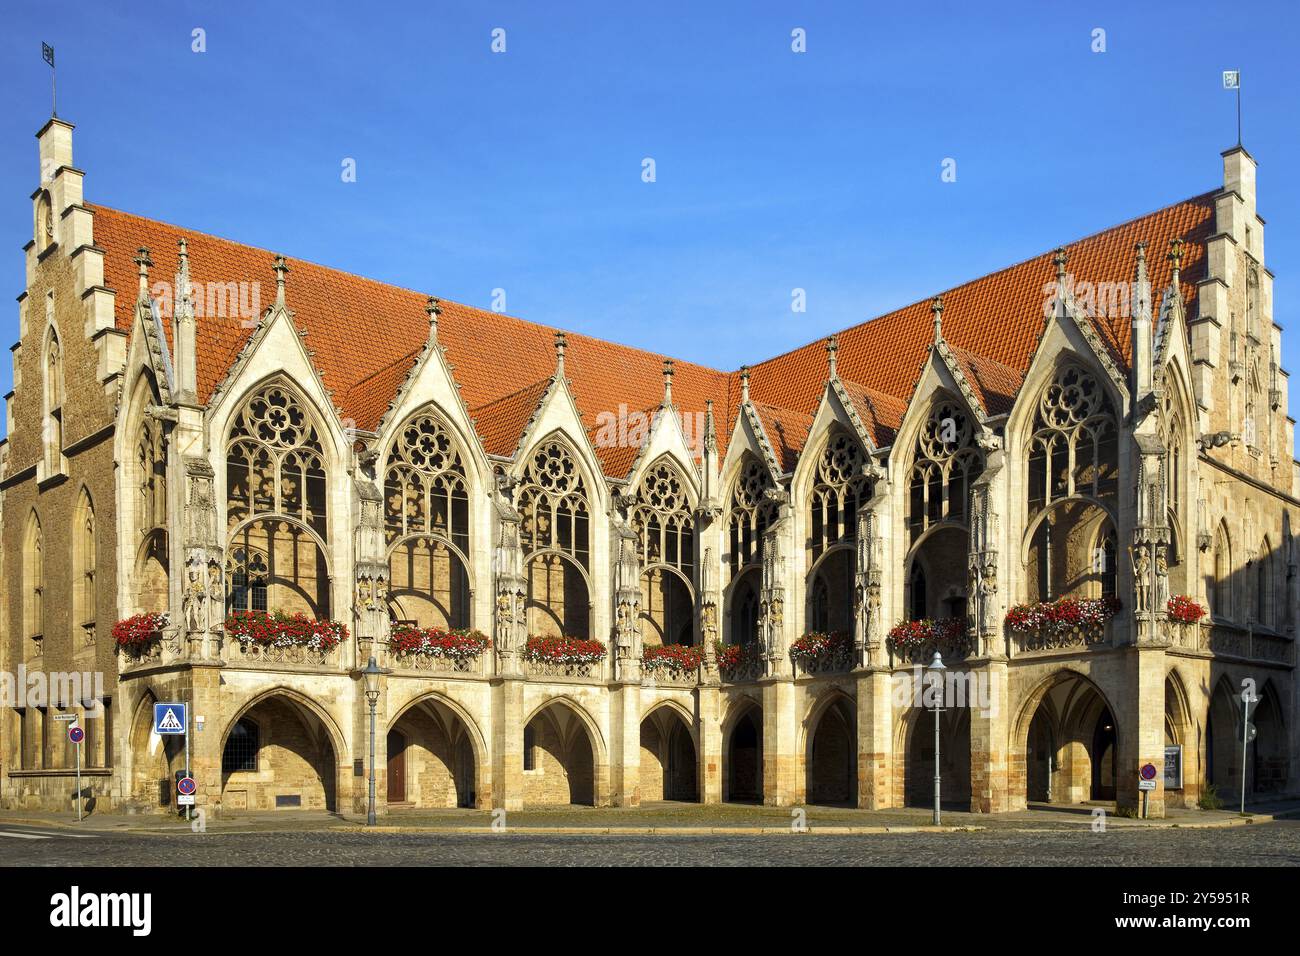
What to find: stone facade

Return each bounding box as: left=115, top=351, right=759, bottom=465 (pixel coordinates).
left=1, top=118, right=1296, bottom=819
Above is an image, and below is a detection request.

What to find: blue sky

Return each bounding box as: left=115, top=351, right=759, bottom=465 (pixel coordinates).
left=2, top=1, right=1297, bottom=430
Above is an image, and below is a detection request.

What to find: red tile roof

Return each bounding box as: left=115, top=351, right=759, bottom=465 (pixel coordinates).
left=86, top=190, right=1217, bottom=476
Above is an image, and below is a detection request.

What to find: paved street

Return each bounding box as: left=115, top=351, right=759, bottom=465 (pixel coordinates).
left=2, top=820, right=1298, bottom=867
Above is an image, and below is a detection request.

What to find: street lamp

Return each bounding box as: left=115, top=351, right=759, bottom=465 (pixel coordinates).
left=927, top=650, right=946, bottom=826
left=361, top=656, right=384, bottom=826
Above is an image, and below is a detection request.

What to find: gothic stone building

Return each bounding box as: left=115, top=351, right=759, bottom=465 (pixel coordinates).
left=2, top=116, right=1297, bottom=817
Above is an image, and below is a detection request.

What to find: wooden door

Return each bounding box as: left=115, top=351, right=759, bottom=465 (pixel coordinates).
left=386, top=730, right=406, bottom=803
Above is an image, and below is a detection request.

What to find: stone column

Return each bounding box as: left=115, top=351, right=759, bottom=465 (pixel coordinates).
left=187, top=665, right=224, bottom=817
left=610, top=681, right=642, bottom=807
left=856, top=665, right=894, bottom=808
left=696, top=681, right=723, bottom=804
left=968, top=656, right=1010, bottom=812
left=762, top=676, right=798, bottom=805
left=491, top=676, right=524, bottom=811
left=1121, top=643, right=1169, bottom=818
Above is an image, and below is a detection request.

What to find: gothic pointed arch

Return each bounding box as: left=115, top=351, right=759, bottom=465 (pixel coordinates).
left=72, top=487, right=97, bottom=650
left=517, top=433, right=592, bottom=637
left=224, top=379, right=332, bottom=618
left=382, top=405, right=472, bottom=629
left=629, top=454, right=696, bottom=646
left=806, top=426, right=873, bottom=635
left=23, top=511, right=44, bottom=661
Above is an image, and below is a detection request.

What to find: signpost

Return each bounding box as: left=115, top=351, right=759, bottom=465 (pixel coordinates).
left=1240, top=692, right=1258, bottom=815
left=176, top=775, right=197, bottom=807
left=154, top=703, right=191, bottom=819
left=68, top=723, right=84, bottom=822
left=1139, top=762, right=1158, bottom=819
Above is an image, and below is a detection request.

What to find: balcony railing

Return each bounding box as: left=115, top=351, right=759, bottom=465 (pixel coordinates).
left=793, top=642, right=855, bottom=677
left=1010, top=622, right=1112, bottom=656
left=640, top=663, right=700, bottom=687
left=387, top=650, right=489, bottom=677
left=226, top=639, right=341, bottom=670
left=524, top=659, right=603, bottom=680
left=1199, top=620, right=1294, bottom=666
left=890, top=631, right=976, bottom=667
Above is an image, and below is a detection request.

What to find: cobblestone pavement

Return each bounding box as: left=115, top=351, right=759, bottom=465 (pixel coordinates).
left=2, top=820, right=1298, bottom=867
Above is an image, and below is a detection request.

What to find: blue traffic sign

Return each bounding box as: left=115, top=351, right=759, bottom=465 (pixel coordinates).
left=177, top=776, right=197, bottom=796
left=1140, top=762, right=1158, bottom=781
left=68, top=726, right=84, bottom=744
left=154, top=702, right=187, bottom=735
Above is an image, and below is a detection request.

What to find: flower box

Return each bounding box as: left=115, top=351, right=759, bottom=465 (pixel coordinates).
left=789, top=630, right=851, bottom=664
left=886, top=617, right=965, bottom=650
left=224, top=610, right=347, bottom=651
left=1166, top=594, right=1206, bottom=625
left=1005, top=596, right=1120, bottom=633
left=523, top=635, right=607, bottom=666
left=390, top=625, right=491, bottom=661
left=642, top=643, right=703, bottom=674
left=112, top=612, right=169, bottom=651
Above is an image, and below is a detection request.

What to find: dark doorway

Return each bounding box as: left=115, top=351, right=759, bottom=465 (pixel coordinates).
left=728, top=710, right=762, bottom=801
left=386, top=729, right=406, bottom=803
left=1090, top=709, right=1116, bottom=800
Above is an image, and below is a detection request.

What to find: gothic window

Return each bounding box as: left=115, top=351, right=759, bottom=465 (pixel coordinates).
left=226, top=384, right=328, bottom=538
left=1099, top=530, right=1117, bottom=599
left=136, top=419, right=167, bottom=534
left=1210, top=526, right=1231, bottom=620
left=383, top=411, right=469, bottom=551
left=1256, top=540, right=1273, bottom=628
left=727, top=457, right=778, bottom=575
left=43, top=322, right=64, bottom=477
left=907, top=400, right=982, bottom=546
left=1026, top=365, right=1118, bottom=521
left=909, top=562, right=927, bottom=620
left=630, top=459, right=695, bottom=577
left=224, top=384, right=330, bottom=617
left=222, top=718, right=259, bottom=773
left=808, top=430, right=873, bottom=563
left=73, top=490, right=96, bottom=648
left=23, top=512, right=43, bottom=660
left=517, top=439, right=590, bottom=567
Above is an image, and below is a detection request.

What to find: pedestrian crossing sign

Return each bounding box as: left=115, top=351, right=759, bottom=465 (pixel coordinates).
left=154, top=703, right=187, bottom=735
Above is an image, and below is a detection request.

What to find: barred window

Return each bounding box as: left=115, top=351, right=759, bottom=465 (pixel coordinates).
left=222, top=718, right=259, bottom=773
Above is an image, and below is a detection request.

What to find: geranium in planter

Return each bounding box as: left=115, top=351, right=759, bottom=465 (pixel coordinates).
left=789, top=630, right=850, bottom=664
left=712, top=641, right=759, bottom=671
left=523, top=635, right=607, bottom=666
left=390, top=625, right=491, bottom=660
left=224, top=610, right=347, bottom=651
left=886, top=618, right=964, bottom=650
left=113, top=612, right=169, bottom=651
left=641, top=643, right=703, bottom=674
left=1166, top=594, right=1206, bottom=625
left=1006, top=596, right=1120, bottom=633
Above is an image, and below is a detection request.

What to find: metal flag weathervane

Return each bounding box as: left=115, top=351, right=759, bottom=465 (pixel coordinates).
left=1223, top=69, right=1241, bottom=146
left=42, top=42, right=56, bottom=117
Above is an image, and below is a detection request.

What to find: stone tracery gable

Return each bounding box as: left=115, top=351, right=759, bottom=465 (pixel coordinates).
left=809, top=429, right=873, bottom=562
left=727, top=456, right=779, bottom=574
left=906, top=399, right=983, bottom=545
left=225, top=383, right=328, bottom=537
left=1026, top=364, right=1118, bottom=520
left=630, top=457, right=695, bottom=577
left=517, top=437, right=591, bottom=568
left=382, top=409, right=469, bottom=551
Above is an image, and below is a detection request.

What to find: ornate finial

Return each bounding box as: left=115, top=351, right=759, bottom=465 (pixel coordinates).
left=825, top=335, right=839, bottom=379
left=1052, top=247, right=1068, bottom=282
left=273, top=255, right=289, bottom=305
left=1168, top=237, right=1185, bottom=287
left=740, top=365, right=750, bottom=404
left=554, top=330, right=567, bottom=376
left=662, top=358, right=674, bottom=406
left=175, top=239, right=193, bottom=316
left=931, top=295, right=944, bottom=344
left=134, top=246, right=153, bottom=296
left=704, top=398, right=717, bottom=453
left=426, top=296, right=441, bottom=343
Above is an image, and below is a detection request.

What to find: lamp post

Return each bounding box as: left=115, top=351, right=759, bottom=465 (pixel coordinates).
left=361, top=656, right=384, bottom=826
left=927, top=650, right=946, bottom=826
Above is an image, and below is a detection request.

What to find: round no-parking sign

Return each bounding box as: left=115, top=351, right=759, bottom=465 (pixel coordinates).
left=1140, top=762, right=1158, bottom=781
left=68, top=726, right=84, bottom=744
left=177, top=776, right=197, bottom=796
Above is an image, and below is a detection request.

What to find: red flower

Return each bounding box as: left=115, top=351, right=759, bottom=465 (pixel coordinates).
left=1166, top=594, right=1206, bottom=624
left=112, top=612, right=169, bottom=648
left=523, top=635, right=607, bottom=665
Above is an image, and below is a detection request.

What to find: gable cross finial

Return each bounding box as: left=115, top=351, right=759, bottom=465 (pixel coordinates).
left=426, top=296, right=441, bottom=344
left=740, top=365, right=751, bottom=404
left=931, top=295, right=944, bottom=344
left=825, top=335, right=838, bottom=379
left=273, top=255, right=289, bottom=306
left=1052, top=246, right=1068, bottom=283
left=662, top=358, right=674, bottom=406
left=554, top=330, right=567, bottom=376
left=1168, top=237, right=1184, bottom=288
